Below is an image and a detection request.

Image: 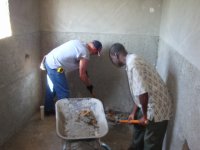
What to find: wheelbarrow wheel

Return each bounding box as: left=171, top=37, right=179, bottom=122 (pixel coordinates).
left=100, top=142, right=111, bottom=150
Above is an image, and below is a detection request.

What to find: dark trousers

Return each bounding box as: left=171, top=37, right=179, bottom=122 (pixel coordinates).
left=129, top=109, right=168, bottom=150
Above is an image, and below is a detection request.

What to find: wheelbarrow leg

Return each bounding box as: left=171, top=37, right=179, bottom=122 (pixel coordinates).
left=61, top=139, right=72, bottom=150
left=100, top=142, right=111, bottom=150
left=98, top=139, right=111, bottom=150
left=61, top=139, right=66, bottom=150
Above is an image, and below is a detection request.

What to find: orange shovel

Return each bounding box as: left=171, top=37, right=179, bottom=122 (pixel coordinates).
left=118, top=119, right=140, bottom=124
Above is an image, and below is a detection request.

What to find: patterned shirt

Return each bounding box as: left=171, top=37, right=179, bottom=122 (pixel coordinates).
left=126, top=54, right=172, bottom=122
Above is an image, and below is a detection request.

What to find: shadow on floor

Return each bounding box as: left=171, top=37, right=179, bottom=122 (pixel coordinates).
left=1, top=114, right=133, bottom=150
left=102, top=123, right=133, bottom=150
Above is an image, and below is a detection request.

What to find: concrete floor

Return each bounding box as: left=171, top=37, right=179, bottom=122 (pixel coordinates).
left=1, top=113, right=132, bottom=150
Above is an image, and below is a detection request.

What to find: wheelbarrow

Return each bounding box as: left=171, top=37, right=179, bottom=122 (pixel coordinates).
left=55, top=98, right=111, bottom=150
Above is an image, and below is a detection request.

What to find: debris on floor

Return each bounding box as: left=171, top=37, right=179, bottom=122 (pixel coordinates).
left=105, top=109, right=129, bottom=125
left=1, top=113, right=133, bottom=150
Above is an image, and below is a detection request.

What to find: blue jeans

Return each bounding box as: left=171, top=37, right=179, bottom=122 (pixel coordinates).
left=44, top=62, right=70, bottom=112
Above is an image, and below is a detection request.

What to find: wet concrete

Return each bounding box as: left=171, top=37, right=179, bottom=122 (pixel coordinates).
left=1, top=113, right=132, bottom=150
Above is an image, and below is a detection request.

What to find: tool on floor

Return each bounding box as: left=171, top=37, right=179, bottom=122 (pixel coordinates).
left=91, top=92, right=96, bottom=98
left=86, top=71, right=96, bottom=98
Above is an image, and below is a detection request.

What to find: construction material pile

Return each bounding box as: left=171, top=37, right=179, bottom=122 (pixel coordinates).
left=105, top=109, right=129, bottom=125
left=78, top=109, right=98, bottom=127
left=59, top=99, right=100, bottom=138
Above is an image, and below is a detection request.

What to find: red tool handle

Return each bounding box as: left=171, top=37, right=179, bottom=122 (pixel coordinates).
left=118, top=120, right=140, bottom=124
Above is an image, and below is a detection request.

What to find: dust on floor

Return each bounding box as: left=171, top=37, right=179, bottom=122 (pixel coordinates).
left=1, top=113, right=133, bottom=150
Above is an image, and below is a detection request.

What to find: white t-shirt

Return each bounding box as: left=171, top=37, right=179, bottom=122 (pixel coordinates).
left=45, top=40, right=90, bottom=72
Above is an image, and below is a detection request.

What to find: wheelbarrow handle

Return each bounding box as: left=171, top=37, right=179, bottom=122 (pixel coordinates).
left=118, top=120, right=140, bottom=124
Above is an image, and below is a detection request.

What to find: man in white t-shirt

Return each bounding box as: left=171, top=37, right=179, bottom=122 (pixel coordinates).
left=40, top=40, right=102, bottom=115
left=109, top=43, right=172, bottom=150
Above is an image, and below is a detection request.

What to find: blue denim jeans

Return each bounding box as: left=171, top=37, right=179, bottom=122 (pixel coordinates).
left=44, top=62, right=70, bottom=112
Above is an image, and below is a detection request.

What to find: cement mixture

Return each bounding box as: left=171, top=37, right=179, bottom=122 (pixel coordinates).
left=59, top=99, right=100, bottom=139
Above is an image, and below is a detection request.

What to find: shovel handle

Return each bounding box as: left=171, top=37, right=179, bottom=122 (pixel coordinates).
left=91, top=92, right=96, bottom=98
left=118, top=120, right=140, bottom=124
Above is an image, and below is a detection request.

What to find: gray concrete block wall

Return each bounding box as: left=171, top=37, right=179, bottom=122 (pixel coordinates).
left=40, top=31, right=159, bottom=112
left=159, top=0, right=200, bottom=70
left=157, top=39, right=200, bottom=150
left=40, top=0, right=162, bottom=35
left=0, top=34, right=41, bottom=146
left=9, top=0, right=40, bottom=35
left=0, top=0, right=41, bottom=146
left=157, top=0, right=200, bottom=149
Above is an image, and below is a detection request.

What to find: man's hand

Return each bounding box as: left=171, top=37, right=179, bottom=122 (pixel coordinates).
left=139, top=116, right=148, bottom=126
left=128, top=104, right=138, bottom=123
left=128, top=113, right=135, bottom=122
left=79, top=59, right=91, bottom=86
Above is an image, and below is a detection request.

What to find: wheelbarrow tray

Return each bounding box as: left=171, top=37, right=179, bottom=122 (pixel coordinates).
left=55, top=98, right=108, bottom=140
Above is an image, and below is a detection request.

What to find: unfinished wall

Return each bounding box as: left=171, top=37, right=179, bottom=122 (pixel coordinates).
left=40, top=0, right=162, bottom=111
left=0, top=0, right=41, bottom=146
left=157, top=0, right=200, bottom=149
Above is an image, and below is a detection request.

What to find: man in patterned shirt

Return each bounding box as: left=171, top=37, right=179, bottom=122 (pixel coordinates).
left=109, top=43, right=172, bottom=150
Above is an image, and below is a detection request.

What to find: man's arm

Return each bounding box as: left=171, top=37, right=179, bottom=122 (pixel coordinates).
left=128, top=103, right=138, bottom=120
left=139, top=92, right=148, bottom=125
left=79, top=58, right=91, bottom=86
